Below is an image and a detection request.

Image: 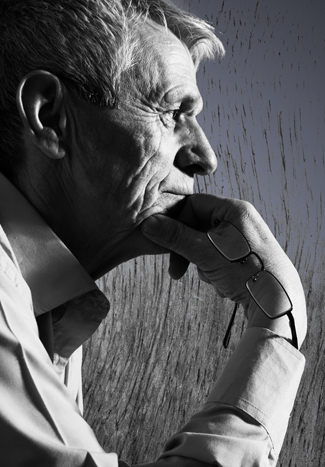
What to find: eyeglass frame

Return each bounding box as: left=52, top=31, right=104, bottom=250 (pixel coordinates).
left=206, top=220, right=298, bottom=349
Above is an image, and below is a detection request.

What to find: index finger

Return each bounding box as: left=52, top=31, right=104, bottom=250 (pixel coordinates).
left=168, top=194, right=233, bottom=279
left=177, top=194, right=269, bottom=245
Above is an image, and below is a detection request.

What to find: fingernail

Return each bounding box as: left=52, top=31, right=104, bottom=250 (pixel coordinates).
left=141, top=216, right=161, bottom=235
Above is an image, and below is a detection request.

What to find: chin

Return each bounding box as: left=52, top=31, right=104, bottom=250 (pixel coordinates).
left=137, top=193, right=188, bottom=223
left=162, top=194, right=188, bottom=218
left=112, top=194, right=190, bottom=263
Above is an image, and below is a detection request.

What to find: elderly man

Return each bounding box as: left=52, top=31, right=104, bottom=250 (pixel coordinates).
left=0, top=0, right=306, bottom=466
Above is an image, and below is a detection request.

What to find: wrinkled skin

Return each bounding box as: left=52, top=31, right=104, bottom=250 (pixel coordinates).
left=67, top=22, right=218, bottom=276
left=18, top=21, right=217, bottom=278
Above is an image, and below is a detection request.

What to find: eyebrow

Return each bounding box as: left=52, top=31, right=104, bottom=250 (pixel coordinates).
left=160, top=86, right=203, bottom=111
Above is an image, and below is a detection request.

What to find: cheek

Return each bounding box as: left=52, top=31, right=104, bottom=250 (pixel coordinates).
left=82, top=111, right=177, bottom=226
left=111, top=130, right=177, bottom=223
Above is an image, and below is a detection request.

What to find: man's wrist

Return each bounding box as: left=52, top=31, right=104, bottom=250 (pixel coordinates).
left=246, top=301, right=295, bottom=346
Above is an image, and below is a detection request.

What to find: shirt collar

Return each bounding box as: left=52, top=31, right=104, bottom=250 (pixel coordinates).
left=0, top=172, right=104, bottom=316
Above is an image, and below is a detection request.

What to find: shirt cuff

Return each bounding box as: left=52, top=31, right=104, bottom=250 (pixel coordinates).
left=207, top=327, right=305, bottom=455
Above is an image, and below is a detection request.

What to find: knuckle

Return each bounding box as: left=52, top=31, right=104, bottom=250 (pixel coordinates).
left=165, top=221, right=184, bottom=250
left=233, top=200, right=258, bottom=225
left=238, top=200, right=256, bottom=218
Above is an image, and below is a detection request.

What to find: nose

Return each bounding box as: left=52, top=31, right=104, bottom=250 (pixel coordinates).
left=174, top=120, right=218, bottom=176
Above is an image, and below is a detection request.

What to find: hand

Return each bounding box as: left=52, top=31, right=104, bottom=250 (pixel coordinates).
left=141, top=194, right=307, bottom=347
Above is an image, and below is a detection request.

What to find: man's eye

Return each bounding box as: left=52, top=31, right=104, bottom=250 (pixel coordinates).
left=159, top=108, right=182, bottom=128
left=171, top=109, right=181, bottom=120
left=163, top=109, right=181, bottom=123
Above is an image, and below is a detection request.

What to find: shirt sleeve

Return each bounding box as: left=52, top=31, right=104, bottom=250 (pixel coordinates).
left=0, top=226, right=305, bottom=467
left=0, top=240, right=118, bottom=467
left=141, top=328, right=305, bottom=467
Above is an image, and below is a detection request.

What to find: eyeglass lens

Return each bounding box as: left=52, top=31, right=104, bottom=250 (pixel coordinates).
left=207, top=223, right=250, bottom=261
left=207, top=220, right=296, bottom=348
left=246, top=270, right=292, bottom=318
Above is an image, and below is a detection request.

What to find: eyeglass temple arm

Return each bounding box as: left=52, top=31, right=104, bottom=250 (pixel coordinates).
left=223, top=303, right=239, bottom=349
left=287, top=311, right=298, bottom=349
left=223, top=305, right=298, bottom=350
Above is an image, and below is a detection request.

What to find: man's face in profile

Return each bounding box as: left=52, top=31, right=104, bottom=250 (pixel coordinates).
left=68, top=21, right=217, bottom=263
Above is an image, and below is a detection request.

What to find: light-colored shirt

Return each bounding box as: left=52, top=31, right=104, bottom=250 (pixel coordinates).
left=0, top=173, right=305, bottom=466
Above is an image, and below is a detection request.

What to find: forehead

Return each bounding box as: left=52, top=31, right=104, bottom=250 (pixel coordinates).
left=136, top=20, right=201, bottom=106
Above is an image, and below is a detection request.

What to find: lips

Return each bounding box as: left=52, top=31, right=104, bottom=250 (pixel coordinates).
left=159, top=176, right=194, bottom=199
left=165, top=190, right=192, bottom=197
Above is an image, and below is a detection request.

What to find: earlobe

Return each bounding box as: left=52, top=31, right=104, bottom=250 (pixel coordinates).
left=16, top=70, right=68, bottom=159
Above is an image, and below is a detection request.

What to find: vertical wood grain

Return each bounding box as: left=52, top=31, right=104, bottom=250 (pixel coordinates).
left=83, top=1, right=325, bottom=465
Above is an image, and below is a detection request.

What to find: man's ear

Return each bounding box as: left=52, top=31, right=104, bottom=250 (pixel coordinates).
left=16, top=70, right=68, bottom=159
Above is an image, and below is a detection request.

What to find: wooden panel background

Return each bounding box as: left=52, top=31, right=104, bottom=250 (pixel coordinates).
left=82, top=1, right=325, bottom=465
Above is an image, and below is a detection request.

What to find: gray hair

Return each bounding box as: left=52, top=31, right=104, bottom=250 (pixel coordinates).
left=0, top=0, right=225, bottom=180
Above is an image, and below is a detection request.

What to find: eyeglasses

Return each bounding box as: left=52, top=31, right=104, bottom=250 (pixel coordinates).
left=207, top=220, right=298, bottom=349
